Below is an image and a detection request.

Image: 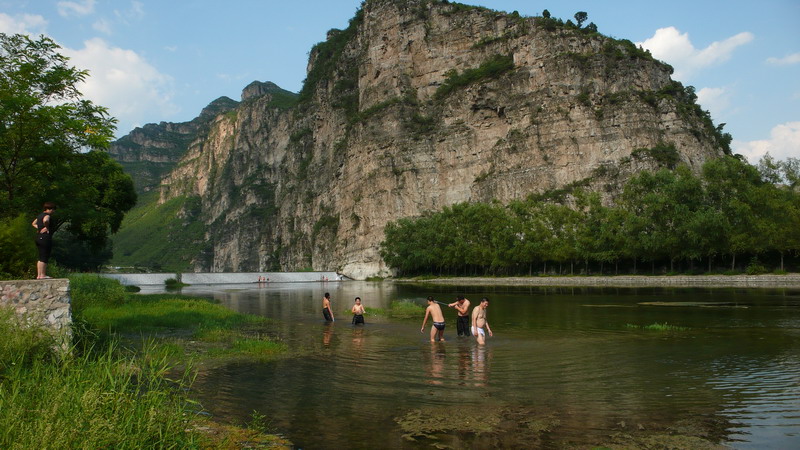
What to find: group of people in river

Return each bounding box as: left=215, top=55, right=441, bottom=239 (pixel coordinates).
left=322, top=292, right=492, bottom=345
left=420, top=296, right=492, bottom=344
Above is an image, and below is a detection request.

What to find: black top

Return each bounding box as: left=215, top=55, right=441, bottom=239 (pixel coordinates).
left=36, top=212, right=53, bottom=235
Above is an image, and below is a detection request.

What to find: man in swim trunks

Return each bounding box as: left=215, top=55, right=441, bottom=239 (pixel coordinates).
left=421, top=296, right=446, bottom=342
left=448, top=295, right=471, bottom=337
left=351, top=296, right=365, bottom=325
left=322, top=292, right=334, bottom=322
left=471, top=297, right=493, bottom=345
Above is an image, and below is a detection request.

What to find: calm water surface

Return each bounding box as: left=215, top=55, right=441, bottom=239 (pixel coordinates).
left=162, top=282, right=800, bottom=449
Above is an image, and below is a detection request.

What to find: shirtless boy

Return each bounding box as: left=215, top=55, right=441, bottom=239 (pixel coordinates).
left=351, top=296, right=365, bottom=325
left=322, top=292, right=334, bottom=322
left=448, top=295, right=471, bottom=337
left=421, top=296, right=446, bottom=342
left=471, top=297, right=493, bottom=345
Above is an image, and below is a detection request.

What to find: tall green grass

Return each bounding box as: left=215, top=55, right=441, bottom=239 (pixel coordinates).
left=0, top=308, right=198, bottom=448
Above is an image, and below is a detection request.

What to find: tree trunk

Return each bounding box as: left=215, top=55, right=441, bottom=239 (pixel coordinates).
left=633, top=258, right=637, bottom=274
left=781, top=252, right=785, bottom=272
left=731, top=254, right=736, bottom=271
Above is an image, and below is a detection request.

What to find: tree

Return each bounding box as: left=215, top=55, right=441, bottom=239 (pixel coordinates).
left=574, top=11, right=588, bottom=28
left=0, top=33, right=136, bottom=271
left=542, top=9, right=551, bottom=19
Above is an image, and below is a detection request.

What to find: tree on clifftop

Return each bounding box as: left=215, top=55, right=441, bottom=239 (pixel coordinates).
left=0, top=33, right=136, bottom=274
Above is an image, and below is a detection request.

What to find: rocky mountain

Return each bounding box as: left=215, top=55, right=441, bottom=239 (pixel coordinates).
left=111, top=0, right=729, bottom=278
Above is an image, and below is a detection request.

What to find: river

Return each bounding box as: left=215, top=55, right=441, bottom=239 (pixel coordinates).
left=155, top=282, right=800, bottom=449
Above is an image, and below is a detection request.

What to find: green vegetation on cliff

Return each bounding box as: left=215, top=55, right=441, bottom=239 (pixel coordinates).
left=110, top=192, right=207, bottom=271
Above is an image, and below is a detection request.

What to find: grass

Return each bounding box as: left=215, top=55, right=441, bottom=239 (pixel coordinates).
left=365, top=300, right=426, bottom=320
left=626, top=323, right=689, bottom=331
left=0, top=308, right=198, bottom=448
left=0, top=275, right=292, bottom=447
left=110, top=192, right=208, bottom=272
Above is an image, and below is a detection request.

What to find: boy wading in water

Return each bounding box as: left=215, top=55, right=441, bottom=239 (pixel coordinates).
left=322, top=292, right=335, bottom=322
left=471, top=297, right=493, bottom=345
left=351, top=297, right=365, bottom=325
left=448, top=295, right=471, bottom=337
left=421, top=296, right=446, bottom=342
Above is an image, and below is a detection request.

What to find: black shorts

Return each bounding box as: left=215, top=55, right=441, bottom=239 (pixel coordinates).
left=323, top=308, right=333, bottom=322
left=433, top=321, right=445, bottom=331
left=36, top=234, right=52, bottom=263
left=352, top=314, right=364, bottom=325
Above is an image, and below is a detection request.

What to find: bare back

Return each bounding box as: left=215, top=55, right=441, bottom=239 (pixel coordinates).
left=429, top=304, right=445, bottom=322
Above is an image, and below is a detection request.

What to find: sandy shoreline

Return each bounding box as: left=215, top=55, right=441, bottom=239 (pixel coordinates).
left=395, top=274, right=800, bottom=288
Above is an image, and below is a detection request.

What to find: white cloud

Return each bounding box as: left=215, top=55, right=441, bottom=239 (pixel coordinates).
left=63, top=38, right=179, bottom=135
left=697, top=87, right=731, bottom=119
left=114, top=1, right=145, bottom=23
left=57, top=0, right=96, bottom=18
left=92, top=18, right=112, bottom=35
left=637, top=27, right=754, bottom=80
left=0, top=12, right=48, bottom=35
left=733, top=122, right=800, bottom=163
left=767, top=52, right=800, bottom=66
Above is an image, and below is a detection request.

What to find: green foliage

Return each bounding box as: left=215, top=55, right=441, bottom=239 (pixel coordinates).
left=69, top=274, right=127, bottom=313
left=0, top=214, right=35, bottom=279
left=312, top=214, right=340, bottom=241
left=298, top=8, right=364, bottom=104
left=631, top=142, right=681, bottom=169
left=745, top=257, right=767, bottom=275
left=110, top=192, right=207, bottom=272
left=266, top=89, right=299, bottom=110
left=0, top=34, right=136, bottom=270
left=381, top=156, right=800, bottom=276
left=0, top=310, right=198, bottom=448
left=433, top=54, right=515, bottom=100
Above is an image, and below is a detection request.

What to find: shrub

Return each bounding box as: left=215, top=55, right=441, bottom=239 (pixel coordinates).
left=0, top=214, right=36, bottom=279
left=434, top=54, right=514, bottom=100
left=69, top=274, right=127, bottom=313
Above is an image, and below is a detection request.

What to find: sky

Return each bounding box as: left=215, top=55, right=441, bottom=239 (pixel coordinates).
left=1, top=0, right=798, bottom=163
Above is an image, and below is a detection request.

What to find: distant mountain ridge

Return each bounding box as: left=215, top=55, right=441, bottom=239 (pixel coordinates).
left=109, top=0, right=727, bottom=278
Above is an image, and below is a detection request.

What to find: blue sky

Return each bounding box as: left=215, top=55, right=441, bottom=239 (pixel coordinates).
left=1, top=0, right=798, bottom=162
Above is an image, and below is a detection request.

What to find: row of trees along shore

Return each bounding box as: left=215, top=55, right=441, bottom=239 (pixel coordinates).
left=381, top=154, right=800, bottom=277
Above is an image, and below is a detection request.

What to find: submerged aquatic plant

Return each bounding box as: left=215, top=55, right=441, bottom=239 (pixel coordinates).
left=626, top=322, right=688, bottom=331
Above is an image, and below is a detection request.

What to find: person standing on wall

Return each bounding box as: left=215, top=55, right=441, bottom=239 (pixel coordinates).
left=31, top=202, right=56, bottom=279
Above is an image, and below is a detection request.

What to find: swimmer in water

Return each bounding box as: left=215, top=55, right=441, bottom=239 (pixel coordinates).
left=421, top=296, right=446, bottom=342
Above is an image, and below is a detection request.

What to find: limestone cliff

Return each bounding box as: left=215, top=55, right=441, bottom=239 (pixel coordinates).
left=113, top=0, right=728, bottom=278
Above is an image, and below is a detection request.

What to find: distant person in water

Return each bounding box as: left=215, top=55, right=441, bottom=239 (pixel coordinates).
left=351, top=297, right=365, bottom=325
left=471, top=297, right=493, bottom=345
left=31, top=202, right=56, bottom=279
left=322, top=292, right=334, bottom=322
left=448, top=295, right=471, bottom=337
left=421, top=296, right=446, bottom=342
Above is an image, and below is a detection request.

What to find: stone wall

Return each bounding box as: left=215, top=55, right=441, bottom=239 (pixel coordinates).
left=0, top=279, right=72, bottom=351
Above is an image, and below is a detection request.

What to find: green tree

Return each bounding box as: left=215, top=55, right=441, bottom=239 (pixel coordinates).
left=0, top=33, right=136, bottom=270
left=702, top=156, right=763, bottom=270
left=574, top=11, right=588, bottom=28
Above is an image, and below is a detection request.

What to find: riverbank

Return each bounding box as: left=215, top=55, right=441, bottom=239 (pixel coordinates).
left=0, top=275, right=291, bottom=448
left=396, top=273, right=800, bottom=288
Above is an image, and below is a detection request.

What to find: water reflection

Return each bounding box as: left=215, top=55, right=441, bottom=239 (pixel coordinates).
left=170, top=282, right=800, bottom=448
